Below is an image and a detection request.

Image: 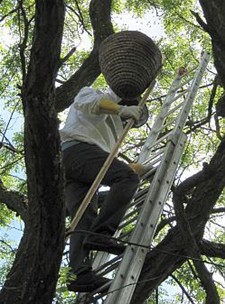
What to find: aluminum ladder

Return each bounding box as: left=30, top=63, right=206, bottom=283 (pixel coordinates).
left=75, top=51, right=210, bottom=304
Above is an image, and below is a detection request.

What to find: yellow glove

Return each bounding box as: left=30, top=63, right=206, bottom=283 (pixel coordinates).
left=99, top=98, right=120, bottom=114
left=129, top=162, right=153, bottom=177
left=99, top=99, right=143, bottom=122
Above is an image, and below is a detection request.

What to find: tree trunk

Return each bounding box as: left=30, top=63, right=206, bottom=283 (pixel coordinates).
left=0, top=1, right=65, bottom=303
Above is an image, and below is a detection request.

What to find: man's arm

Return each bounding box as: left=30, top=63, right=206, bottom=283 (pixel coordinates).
left=99, top=98, right=120, bottom=114
left=99, top=98, right=142, bottom=121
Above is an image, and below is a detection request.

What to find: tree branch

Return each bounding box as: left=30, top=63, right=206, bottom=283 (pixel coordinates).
left=0, top=5, right=18, bottom=22
left=0, top=184, right=27, bottom=223
left=18, top=0, right=31, bottom=83
left=190, top=10, right=209, bottom=33
left=55, top=0, right=114, bottom=112
left=0, top=0, right=66, bottom=302
left=200, top=239, right=225, bottom=259
left=173, top=180, right=220, bottom=304
left=199, top=1, right=225, bottom=88
left=171, top=274, right=195, bottom=304
left=176, top=184, right=220, bottom=304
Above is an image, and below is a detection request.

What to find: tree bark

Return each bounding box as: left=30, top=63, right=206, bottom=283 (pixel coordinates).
left=198, top=0, right=225, bottom=115
left=0, top=1, right=65, bottom=303
left=0, top=0, right=115, bottom=303
left=199, top=0, right=225, bottom=88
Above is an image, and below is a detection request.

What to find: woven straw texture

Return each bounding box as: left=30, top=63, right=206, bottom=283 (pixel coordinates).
left=99, top=31, right=162, bottom=99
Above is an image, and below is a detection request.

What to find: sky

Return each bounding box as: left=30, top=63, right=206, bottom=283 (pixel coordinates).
left=113, top=10, right=165, bottom=40
left=77, top=10, right=165, bottom=51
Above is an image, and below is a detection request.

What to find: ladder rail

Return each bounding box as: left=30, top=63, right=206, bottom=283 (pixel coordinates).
left=90, top=62, right=198, bottom=274
left=90, top=71, right=186, bottom=273
left=104, top=51, right=210, bottom=304
left=138, top=52, right=209, bottom=164
left=104, top=131, right=187, bottom=304
left=138, top=72, right=184, bottom=163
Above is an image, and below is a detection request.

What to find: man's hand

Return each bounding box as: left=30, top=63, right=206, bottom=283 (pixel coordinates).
left=119, top=105, right=143, bottom=121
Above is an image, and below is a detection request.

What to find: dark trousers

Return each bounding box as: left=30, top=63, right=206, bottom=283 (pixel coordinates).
left=62, top=142, right=139, bottom=275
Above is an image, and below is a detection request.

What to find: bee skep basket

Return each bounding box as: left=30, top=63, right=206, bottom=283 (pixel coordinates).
left=99, top=30, right=162, bottom=100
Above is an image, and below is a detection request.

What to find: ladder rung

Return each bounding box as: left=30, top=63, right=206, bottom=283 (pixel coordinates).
left=96, top=255, right=121, bottom=274
left=177, top=74, right=195, bottom=89
left=118, top=213, right=139, bottom=230
left=121, top=204, right=141, bottom=221
left=156, top=116, right=177, bottom=134
left=144, top=130, right=173, bottom=151
left=142, top=148, right=165, bottom=164
left=166, top=99, right=184, bottom=117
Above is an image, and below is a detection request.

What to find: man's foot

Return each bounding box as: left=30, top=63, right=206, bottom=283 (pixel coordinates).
left=67, top=271, right=111, bottom=293
left=84, top=234, right=125, bottom=255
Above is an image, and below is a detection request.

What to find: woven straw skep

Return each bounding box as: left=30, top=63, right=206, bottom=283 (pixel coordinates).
left=99, top=31, right=162, bottom=100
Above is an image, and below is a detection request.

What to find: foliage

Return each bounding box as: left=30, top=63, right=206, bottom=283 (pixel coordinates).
left=54, top=266, right=77, bottom=304
left=0, top=0, right=225, bottom=303
left=0, top=224, right=22, bottom=288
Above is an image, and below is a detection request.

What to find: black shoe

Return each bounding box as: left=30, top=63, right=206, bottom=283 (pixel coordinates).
left=84, top=234, right=125, bottom=255
left=67, top=271, right=111, bottom=293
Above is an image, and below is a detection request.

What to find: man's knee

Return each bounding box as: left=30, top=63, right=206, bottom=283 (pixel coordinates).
left=120, top=166, right=140, bottom=192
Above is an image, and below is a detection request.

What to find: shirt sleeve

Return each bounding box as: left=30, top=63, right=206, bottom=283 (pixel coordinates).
left=73, top=87, right=102, bottom=115
left=104, top=88, right=122, bottom=103
left=73, top=87, right=122, bottom=115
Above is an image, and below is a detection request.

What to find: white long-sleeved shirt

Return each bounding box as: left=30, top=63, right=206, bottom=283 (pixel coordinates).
left=60, top=87, right=124, bottom=153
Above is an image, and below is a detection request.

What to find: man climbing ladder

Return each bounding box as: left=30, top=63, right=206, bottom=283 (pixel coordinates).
left=60, top=30, right=162, bottom=293
left=72, top=51, right=210, bottom=304
left=60, top=86, right=154, bottom=292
